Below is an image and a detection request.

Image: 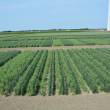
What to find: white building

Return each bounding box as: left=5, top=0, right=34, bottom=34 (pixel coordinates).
left=107, top=0, right=110, bottom=31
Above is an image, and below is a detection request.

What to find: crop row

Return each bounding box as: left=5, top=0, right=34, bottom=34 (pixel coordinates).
left=0, top=37, right=110, bottom=47
left=0, top=49, right=110, bottom=96
left=0, top=51, right=20, bottom=66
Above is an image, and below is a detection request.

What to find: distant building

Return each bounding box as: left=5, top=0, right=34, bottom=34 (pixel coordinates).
left=107, top=0, right=110, bottom=31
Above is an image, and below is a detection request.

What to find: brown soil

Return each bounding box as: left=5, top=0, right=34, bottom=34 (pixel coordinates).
left=0, top=45, right=110, bottom=51
left=0, top=94, right=110, bottom=110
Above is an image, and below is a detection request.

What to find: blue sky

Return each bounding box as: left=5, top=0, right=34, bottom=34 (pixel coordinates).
left=0, top=0, right=108, bottom=31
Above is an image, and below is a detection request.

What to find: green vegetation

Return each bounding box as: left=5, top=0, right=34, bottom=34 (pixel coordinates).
left=0, top=51, right=20, bottom=66
left=0, top=52, right=36, bottom=95
left=27, top=51, right=48, bottom=96
left=0, top=31, right=110, bottom=47
left=0, top=48, right=110, bottom=96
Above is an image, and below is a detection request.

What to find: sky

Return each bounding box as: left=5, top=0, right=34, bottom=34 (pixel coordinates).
left=0, top=0, right=109, bottom=31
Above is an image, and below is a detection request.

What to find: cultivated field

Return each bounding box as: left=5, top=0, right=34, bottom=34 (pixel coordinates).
left=0, top=48, right=110, bottom=96
left=0, top=30, right=110, bottom=110
left=0, top=31, right=110, bottom=47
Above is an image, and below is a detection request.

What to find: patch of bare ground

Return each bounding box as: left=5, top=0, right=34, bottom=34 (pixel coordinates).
left=0, top=94, right=110, bottom=110
left=0, top=45, right=110, bottom=51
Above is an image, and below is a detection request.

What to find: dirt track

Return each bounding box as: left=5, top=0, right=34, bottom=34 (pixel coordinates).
left=0, top=45, right=110, bottom=51
left=0, top=94, right=110, bottom=110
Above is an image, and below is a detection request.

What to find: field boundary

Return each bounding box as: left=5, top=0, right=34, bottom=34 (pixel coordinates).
left=0, top=94, right=110, bottom=110
left=0, top=45, right=110, bottom=51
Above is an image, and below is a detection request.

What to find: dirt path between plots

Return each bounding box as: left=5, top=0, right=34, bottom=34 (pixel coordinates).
left=0, top=45, right=110, bottom=51
left=0, top=94, right=110, bottom=110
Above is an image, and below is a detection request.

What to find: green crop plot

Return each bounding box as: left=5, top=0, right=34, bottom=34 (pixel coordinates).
left=0, top=48, right=110, bottom=96
left=0, top=31, right=110, bottom=47
left=0, top=51, right=20, bottom=66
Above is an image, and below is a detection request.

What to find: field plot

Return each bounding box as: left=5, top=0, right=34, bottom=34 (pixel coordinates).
left=0, top=51, right=20, bottom=66
left=0, top=31, right=110, bottom=47
left=0, top=48, right=110, bottom=96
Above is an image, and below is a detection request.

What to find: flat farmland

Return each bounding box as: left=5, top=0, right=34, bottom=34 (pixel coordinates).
left=1, top=30, right=110, bottom=110
left=0, top=48, right=110, bottom=96
left=0, top=31, right=110, bottom=48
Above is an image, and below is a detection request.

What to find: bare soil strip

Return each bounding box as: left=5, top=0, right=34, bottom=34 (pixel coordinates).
left=0, top=94, right=110, bottom=110
left=0, top=45, right=110, bottom=51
